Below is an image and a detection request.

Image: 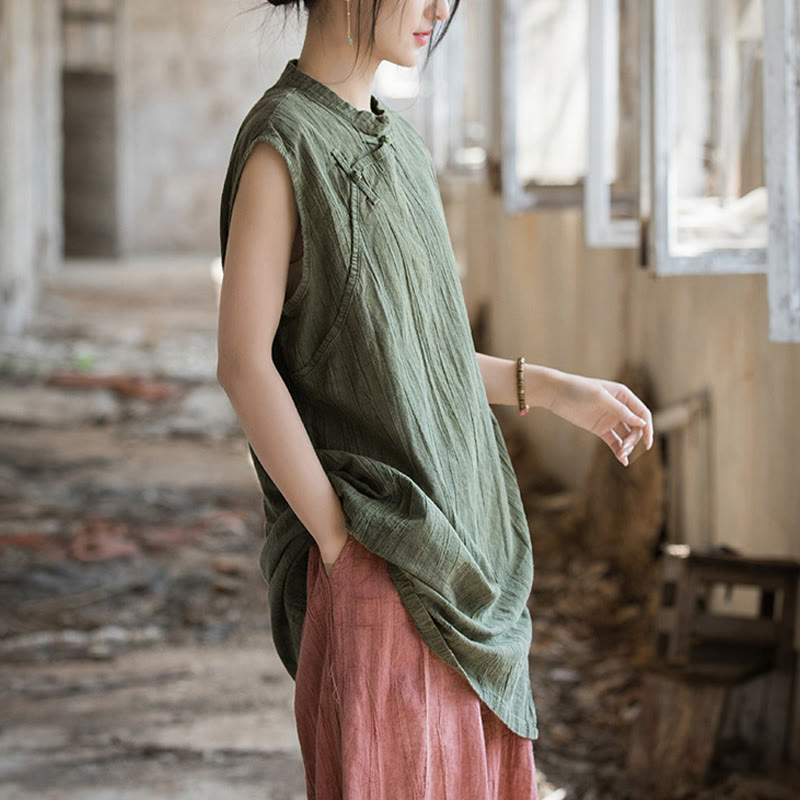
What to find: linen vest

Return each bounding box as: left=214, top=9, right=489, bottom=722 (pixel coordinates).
left=219, top=58, right=539, bottom=740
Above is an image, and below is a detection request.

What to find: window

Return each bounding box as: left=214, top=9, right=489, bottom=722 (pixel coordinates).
left=763, top=0, right=800, bottom=342
left=493, top=0, right=798, bottom=339
left=585, top=0, right=644, bottom=248
left=648, top=0, right=767, bottom=275
left=500, top=0, right=588, bottom=212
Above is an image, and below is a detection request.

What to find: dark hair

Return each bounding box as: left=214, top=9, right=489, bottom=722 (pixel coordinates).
left=247, top=0, right=461, bottom=74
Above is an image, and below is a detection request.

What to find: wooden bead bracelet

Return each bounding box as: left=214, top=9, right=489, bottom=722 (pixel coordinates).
left=516, top=356, right=530, bottom=416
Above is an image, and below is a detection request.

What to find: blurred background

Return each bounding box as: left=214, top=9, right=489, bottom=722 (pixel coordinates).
left=1, top=1, right=799, bottom=798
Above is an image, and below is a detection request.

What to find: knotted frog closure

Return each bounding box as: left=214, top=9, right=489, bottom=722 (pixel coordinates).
left=331, top=133, right=393, bottom=206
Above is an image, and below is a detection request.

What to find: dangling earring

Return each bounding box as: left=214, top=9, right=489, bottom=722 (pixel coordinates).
left=346, top=0, right=353, bottom=45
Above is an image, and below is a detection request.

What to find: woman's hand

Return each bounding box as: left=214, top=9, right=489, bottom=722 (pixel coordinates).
left=318, top=528, right=350, bottom=578
left=546, top=371, right=654, bottom=466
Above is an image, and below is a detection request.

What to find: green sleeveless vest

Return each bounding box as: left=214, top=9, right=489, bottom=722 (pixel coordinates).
left=219, top=58, right=538, bottom=740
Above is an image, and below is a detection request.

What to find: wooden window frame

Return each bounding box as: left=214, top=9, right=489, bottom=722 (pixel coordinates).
left=585, top=0, right=644, bottom=248
left=499, top=0, right=584, bottom=214
left=763, top=0, right=800, bottom=342
left=648, top=0, right=767, bottom=275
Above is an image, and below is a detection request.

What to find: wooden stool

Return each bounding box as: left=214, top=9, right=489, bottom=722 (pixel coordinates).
left=627, top=544, right=800, bottom=793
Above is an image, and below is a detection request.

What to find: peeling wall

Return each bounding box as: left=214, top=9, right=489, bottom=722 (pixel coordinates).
left=118, top=0, right=304, bottom=254
left=0, top=0, right=61, bottom=336
left=448, top=176, right=800, bottom=561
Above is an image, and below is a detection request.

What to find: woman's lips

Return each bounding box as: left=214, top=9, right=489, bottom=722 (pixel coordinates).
left=413, top=31, right=431, bottom=45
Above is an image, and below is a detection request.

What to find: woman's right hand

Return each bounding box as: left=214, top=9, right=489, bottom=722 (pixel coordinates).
left=318, top=528, right=350, bottom=577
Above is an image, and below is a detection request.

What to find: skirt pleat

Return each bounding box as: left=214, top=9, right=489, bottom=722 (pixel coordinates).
left=294, top=533, right=540, bottom=800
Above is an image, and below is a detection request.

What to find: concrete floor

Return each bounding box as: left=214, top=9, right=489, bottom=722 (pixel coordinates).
left=2, top=255, right=798, bottom=800
left=1, top=256, right=308, bottom=799
left=2, top=641, right=307, bottom=799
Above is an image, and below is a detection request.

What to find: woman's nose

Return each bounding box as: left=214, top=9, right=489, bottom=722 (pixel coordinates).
left=431, top=0, right=451, bottom=22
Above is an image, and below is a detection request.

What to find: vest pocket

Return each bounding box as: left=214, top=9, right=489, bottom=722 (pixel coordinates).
left=287, top=170, right=363, bottom=379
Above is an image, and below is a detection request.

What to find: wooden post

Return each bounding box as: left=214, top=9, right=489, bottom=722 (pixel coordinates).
left=628, top=668, right=728, bottom=798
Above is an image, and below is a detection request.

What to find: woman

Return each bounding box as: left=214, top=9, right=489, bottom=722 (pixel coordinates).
left=217, top=1, right=653, bottom=797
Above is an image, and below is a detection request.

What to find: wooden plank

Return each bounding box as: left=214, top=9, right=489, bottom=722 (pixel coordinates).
left=689, top=564, right=800, bottom=588
left=691, top=612, right=780, bottom=646
left=585, top=0, right=640, bottom=248
left=628, top=670, right=727, bottom=798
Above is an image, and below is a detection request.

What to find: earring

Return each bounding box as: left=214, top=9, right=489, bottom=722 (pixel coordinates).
left=346, top=0, right=353, bottom=45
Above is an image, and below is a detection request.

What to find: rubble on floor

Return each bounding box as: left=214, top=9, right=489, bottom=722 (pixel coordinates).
left=1, top=258, right=797, bottom=799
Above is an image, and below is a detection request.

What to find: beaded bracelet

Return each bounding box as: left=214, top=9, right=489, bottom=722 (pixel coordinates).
left=516, top=356, right=530, bottom=415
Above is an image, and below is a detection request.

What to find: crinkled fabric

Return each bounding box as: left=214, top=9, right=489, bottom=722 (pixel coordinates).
left=219, top=57, right=539, bottom=740
left=294, top=533, right=540, bottom=800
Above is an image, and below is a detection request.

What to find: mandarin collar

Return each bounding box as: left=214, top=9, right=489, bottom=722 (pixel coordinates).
left=275, top=58, right=391, bottom=139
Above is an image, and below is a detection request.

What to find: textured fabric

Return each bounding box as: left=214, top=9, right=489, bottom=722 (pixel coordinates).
left=219, top=58, right=539, bottom=740
left=295, top=531, right=540, bottom=799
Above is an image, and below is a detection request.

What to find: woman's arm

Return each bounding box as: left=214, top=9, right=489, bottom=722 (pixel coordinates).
left=475, top=352, right=560, bottom=411
left=217, top=141, right=349, bottom=574
left=475, top=351, right=653, bottom=466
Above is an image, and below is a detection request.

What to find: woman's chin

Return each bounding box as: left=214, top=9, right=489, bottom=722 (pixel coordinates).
left=382, top=49, right=420, bottom=70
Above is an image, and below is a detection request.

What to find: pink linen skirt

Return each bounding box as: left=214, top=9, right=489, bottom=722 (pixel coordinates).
left=294, top=532, right=540, bottom=800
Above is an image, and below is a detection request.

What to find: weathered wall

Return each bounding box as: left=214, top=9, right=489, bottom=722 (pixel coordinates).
left=442, top=4, right=798, bottom=563
left=0, top=0, right=61, bottom=336
left=3, top=0, right=798, bottom=566
left=118, top=0, right=304, bottom=254
left=450, top=176, right=800, bottom=561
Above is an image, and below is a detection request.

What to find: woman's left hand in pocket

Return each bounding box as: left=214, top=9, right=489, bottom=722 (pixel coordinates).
left=319, top=528, right=350, bottom=578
